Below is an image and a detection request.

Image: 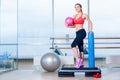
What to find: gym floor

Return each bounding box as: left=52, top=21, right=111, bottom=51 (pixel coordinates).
left=0, top=68, right=120, bottom=80
left=0, top=59, right=120, bottom=80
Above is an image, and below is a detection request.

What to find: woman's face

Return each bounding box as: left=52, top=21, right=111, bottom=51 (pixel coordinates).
left=75, top=5, right=81, bottom=12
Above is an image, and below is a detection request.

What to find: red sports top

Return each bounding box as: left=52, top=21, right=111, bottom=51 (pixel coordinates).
left=74, top=15, right=85, bottom=24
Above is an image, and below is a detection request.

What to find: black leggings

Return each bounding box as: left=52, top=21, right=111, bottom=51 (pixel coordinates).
left=71, top=29, right=86, bottom=52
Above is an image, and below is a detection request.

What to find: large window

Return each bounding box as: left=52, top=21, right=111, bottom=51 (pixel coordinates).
left=0, top=0, right=18, bottom=71
left=18, top=0, right=52, bottom=58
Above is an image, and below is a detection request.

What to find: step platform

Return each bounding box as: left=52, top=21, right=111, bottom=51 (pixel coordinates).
left=58, top=64, right=101, bottom=77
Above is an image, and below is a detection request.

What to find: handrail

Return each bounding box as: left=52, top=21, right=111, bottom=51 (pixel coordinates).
left=50, top=37, right=120, bottom=49
left=50, top=46, right=120, bottom=49
left=0, top=44, right=17, bottom=45
left=50, top=37, right=120, bottom=40
left=53, top=42, right=120, bottom=45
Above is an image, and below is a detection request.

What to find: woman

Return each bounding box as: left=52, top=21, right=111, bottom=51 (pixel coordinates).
left=65, top=3, right=93, bottom=68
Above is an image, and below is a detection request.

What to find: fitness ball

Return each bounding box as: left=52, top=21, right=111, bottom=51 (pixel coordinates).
left=40, top=52, right=61, bottom=72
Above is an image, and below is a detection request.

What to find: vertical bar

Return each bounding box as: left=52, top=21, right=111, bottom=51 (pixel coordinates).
left=0, top=0, right=1, bottom=43
left=16, top=0, right=19, bottom=69
left=52, top=0, right=54, bottom=36
left=52, top=0, right=54, bottom=48
left=87, top=0, right=90, bottom=31
left=88, top=0, right=90, bottom=17
left=88, top=32, right=95, bottom=68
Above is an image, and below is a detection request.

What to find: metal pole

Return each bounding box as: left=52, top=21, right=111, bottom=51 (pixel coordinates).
left=0, top=0, right=1, bottom=43
left=52, top=0, right=54, bottom=37
left=88, top=0, right=90, bottom=31
left=88, top=0, right=90, bottom=17
left=16, top=0, right=19, bottom=69
left=52, top=0, right=54, bottom=48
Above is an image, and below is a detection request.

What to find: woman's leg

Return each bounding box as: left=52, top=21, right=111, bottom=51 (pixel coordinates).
left=72, top=47, right=79, bottom=61
left=78, top=40, right=84, bottom=64
left=72, top=29, right=86, bottom=68
left=71, top=38, right=79, bottom=62
left=80, top=52, right=84, bottom=64
left=71, top=38, right=82, bottom=68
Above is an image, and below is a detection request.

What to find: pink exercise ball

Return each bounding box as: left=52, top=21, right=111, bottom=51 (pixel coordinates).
left=65, top=17, right=74, bottom=26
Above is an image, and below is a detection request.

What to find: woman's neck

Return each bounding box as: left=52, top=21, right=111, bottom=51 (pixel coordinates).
left=77, top=12, right=83, bottom=15
left=78, top=11, right=82, bottom=14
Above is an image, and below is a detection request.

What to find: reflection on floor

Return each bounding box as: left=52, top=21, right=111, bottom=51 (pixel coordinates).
left=0, top=68, right=120, bottom=80
left=18, top=58, right=106, bottom=69
left=0, top=58, right=120, bottom=80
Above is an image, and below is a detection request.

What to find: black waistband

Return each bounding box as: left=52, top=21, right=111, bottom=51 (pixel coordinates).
left=76, top=29, right=85, bottom=33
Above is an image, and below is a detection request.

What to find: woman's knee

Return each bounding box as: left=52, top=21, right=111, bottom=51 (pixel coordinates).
left=79, top=46, right=84, bottom=52
left=71, top=42, right=76, bottom=48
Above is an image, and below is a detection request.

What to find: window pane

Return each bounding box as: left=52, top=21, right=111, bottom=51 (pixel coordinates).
left=0, top=0, right=17, bottom=43
left=18, top=0, right=52, bottom=58
left=90, top=0, right=120, bottom=37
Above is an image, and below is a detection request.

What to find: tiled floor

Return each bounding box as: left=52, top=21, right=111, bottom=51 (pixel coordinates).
left=0, top=68, right=120, bottom=80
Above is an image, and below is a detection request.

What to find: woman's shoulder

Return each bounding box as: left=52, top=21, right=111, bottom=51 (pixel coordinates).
left=73, top=14, right=77, bottom=18
left=82, top=13, right=89, bottom=19
left=82, top=13, right=88, bottom=17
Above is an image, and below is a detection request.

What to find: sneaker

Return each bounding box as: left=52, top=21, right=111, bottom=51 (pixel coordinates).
left=75, top=59, right=84, bottom=68
left=75, top=59, right=81, bottom=68
left=80, top=64, right=84, bottom=68
left=79, top=59, right=84, bottom=68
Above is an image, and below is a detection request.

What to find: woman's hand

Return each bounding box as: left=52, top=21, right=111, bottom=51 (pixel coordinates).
left=64, top=22, right=69, bottom=28
left=64, top=21, right=76, bottom=28
left=89, top=30, right=93, bottom=33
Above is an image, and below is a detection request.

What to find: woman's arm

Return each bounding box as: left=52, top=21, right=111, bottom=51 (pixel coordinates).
left=64, top=22, right=75, bottom=28
left=84, top=14, right=93, bottom=33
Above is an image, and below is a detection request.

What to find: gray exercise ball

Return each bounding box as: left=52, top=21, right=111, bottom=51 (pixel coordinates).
left=40, top=52, right=61, bottom=72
